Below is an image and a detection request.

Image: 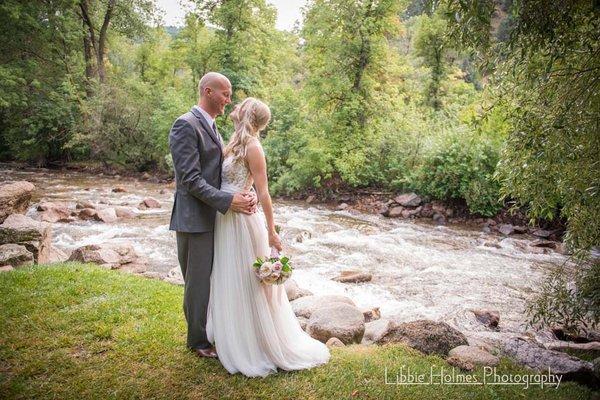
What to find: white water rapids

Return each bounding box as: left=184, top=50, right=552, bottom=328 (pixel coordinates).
left=2, top=166, right=572, bottom=343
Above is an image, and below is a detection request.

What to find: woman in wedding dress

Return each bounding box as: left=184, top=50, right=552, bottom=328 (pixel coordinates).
left=206, top=97, right=330, bottom=377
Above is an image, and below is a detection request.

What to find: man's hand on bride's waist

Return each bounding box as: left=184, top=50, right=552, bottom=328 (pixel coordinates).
left=230, top=191, right=258, bottom=214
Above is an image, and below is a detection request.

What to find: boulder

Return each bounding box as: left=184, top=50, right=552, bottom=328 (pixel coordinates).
left=306, top=303, right=365, bottom=344
left=532, top=229, right=552, bottom=238
left=471, top=309, right=500, bottom=328
left=501, top=337, right=597, bottom=386
left=96, top=208, right=118, bottom=223
left=332, top=270, right=372, bottom=283
left=284, top=278, right=312, bottom=301
left=0, top=214, right=52, bottom=263
left=68, top=242, right=147, bottom=271
left=0, top=265, right=15, bottom=272
left=376, top=320, right=468, bottom=356
left=114, top=207, right=136, bottom=219
left=0, top=181, right=35, bottom=223
left=139, top=197, right=161, bottom=209
left=78, top=208, right=98, bottom=220
left=0, top=243, right=34, bottom=267
left=446, top=356, right=475, bottom=371
left=448, top=345, right=500, bottom=367
left=498, top=224, right=515, bottom=235
left=394, top=193, right=422, bottom=207
left=37, top=202, right=73, bottom=223
left=433, top=213, right=446, bottom=225
left=419, top=203, right=434, bottom=218
left=76, top=200, right=96, bottom=210
left=362, top=307, right=381, bottom=323
left=362, top=318, right=394, bottom=344
left=326, top=337, right=345, bottom=347
left=46, top=246, right=70, bottom=264
left=291, top=294, right=356, bottom=319
left=387, top=206, right=404, bottom=218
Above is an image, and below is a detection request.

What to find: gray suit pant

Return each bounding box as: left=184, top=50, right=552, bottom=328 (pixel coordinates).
left=176, top=231, right=214, bottom=350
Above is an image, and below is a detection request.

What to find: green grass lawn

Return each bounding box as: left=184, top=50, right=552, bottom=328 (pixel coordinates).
left=0, top=263, right=595, bottom=400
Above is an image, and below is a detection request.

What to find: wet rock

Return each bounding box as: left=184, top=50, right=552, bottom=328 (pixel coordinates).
left=0, top=181, right=35, bottom=223
left=387, top=206, right=404, bottom=218
left=394, top=193, right=422, bottom=207
left=294, top=230, right=312, bottom=243
left=306, top=195, right=316, bottom=204
left=376, top=320, right=468, bottom=356
left=307, top=303, right=365, bottom=345
left=0, top=243, right=34, bottom=267
left=482, top=226, right=492, bottom=234
left=0, top=265, right=15, bottom=272
left=337, top=203, right=348, bottom=211
left=513, top=226, right=528, bottom=234
left=78, top=208, right=98, bottom=220
left=448, top=345, right=500, bottom=367
left=530, top=239, right=558, bottom=249
left=139, top=197, right=161, bottom=209
left=96, top=208, right=118, bottom=223
left=471, top=309, right=500, bottom=328
left=498, top=224, right=514, bottom=235
left=532, top=229, right=552, bottom=238
left=76, top=200, right=95, bottom=210
left=68, top=243, right=147, bottom=271
left=433, top=213, right=446, bottom=225
left=114, top=207, right=136, bottom=219
left=326, top=337, right=345, bottom=347
left=112, top=187, right=127, bottom=193
left=291, top=294, right=356, bottom=319
left=362, top=318, right=393, bottom=344
left=419, top=203, right=434, bottom=218
left=332, top=270, right=372, bottom=283
left=0, top=214, right=52, bottom=263
left=445, top=208, right=454, bottom=218
left=284, top=278, right=313, bottom=301
left=500, top=337, right=597, bottom=386
left=37, top=202, right=73, bottom=223
left=362, top=307, right=381, bottom=323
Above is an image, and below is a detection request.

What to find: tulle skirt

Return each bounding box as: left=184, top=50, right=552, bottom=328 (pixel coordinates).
left=206, top=209, right=330, bottom=377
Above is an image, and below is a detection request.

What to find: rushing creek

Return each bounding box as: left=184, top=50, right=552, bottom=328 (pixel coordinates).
left=2, top=166, right=572, bottom=343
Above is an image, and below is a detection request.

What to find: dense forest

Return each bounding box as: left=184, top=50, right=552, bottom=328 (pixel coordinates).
left=0, top=1, right=598, bottom=333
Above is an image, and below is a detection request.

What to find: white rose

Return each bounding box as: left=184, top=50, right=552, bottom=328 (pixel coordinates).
left=259, top=262, right=273, bottom=279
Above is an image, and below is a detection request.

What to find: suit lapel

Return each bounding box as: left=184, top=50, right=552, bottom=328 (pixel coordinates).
left=190, top=107, right=223, bottom=151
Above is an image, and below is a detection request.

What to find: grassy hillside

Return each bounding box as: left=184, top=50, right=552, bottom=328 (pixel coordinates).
left=0, top=263, right=594, bottom=399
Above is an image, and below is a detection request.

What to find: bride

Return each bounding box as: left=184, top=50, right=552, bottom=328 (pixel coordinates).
left=206, top=97, right=330, bottom=377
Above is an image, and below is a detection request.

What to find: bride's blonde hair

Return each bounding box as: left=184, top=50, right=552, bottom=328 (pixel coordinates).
left=224, top=97, right=271, bottom=162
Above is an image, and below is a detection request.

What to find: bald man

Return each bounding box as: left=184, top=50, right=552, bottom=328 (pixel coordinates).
left=169, top=72, right=256, bottom=358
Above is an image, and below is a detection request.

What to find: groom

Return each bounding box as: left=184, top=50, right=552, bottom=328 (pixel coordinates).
left=169, top=72, right=256, bottom=358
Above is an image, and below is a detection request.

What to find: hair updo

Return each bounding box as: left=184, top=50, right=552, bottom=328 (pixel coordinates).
left=223, top=97, right=271, bottom=162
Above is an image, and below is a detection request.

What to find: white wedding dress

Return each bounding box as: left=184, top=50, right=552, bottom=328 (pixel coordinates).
left=206, top=155, right=330, bottom=377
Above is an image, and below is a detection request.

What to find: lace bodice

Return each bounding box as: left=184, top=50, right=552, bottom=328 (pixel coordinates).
left=221, top=155, right=253, bottom=193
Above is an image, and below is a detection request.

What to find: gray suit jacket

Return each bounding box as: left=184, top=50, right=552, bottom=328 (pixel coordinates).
left=168, top=107, right=233, bottom=233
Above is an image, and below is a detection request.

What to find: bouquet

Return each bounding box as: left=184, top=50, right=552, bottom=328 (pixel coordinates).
left=252, top=247, right=293, bottom=285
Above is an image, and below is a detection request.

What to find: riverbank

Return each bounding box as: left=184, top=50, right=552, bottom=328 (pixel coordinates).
left=0, top=263, right=594, bottom=400
left=0, top=161, right=566, bottom=242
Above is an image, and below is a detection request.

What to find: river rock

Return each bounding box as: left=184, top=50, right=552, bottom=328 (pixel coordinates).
left=419, top=203, right=434, bottom=218
left=532, top=229, right=552, bottom=238
left=306, top=195, right=316, bottom=203
left=500, top=337, right=597, bottom=385
left=164, top=267, right=184, bottom=285
left=0, top=214, right=52, bottom=263
left=284, top=278, right=312, bottom=301
left=498, top=224, right=515, bottom=235
left=114, top=207, right=136, bottom=219
left=139, top=197, right=161, bottom=209
left=47, top=246, right=70, bottom=263
left=68, top=242, right=146, bottom=271
left=76, top=200, right=96, bottom=210
left=376, top=320, right=468, bottom=356
left=326, top=337, right=345, bottom=347
left=0, top=181, right=35, bottom=223
left=337, top=203, right=348, bottom=211
left=433, top=213, right=446, bottom=225
left=112, top=187, right=127, bottom=193
left=448, top=345, right=500, bottom=367
left=306, top=303, right=365, bottom=344
left=291, top=294, right=356, bottom=319
left=362, top=318, right=394, bottom=344
left=394, top=193, right=422, bottom=207
left=530, top=239, right=558, bottom=249
left=96, top=208, right=118, bottom=223
left=362, top=307, right=381, bottom=323
left=297, top=316, right=309, bottom=331
left=333, top=270, right=372, bottom=283
left=37, top=202, right=73, bottom=223
left=0, top=265, right=15, bottom=272
left=446, top=356, right=475, bottom=371
left=387, top=206, right=404, bottom=218
left=0, top=243, right=34, bottom=267
left=471, top=309, right=500, bottom=328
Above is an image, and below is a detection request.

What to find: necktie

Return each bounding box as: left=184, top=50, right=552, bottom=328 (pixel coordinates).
left=212, top=122, right=223, bottom=146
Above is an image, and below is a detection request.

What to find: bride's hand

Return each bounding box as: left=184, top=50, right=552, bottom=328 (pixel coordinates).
left=269, top=232, right=282, bottom=252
